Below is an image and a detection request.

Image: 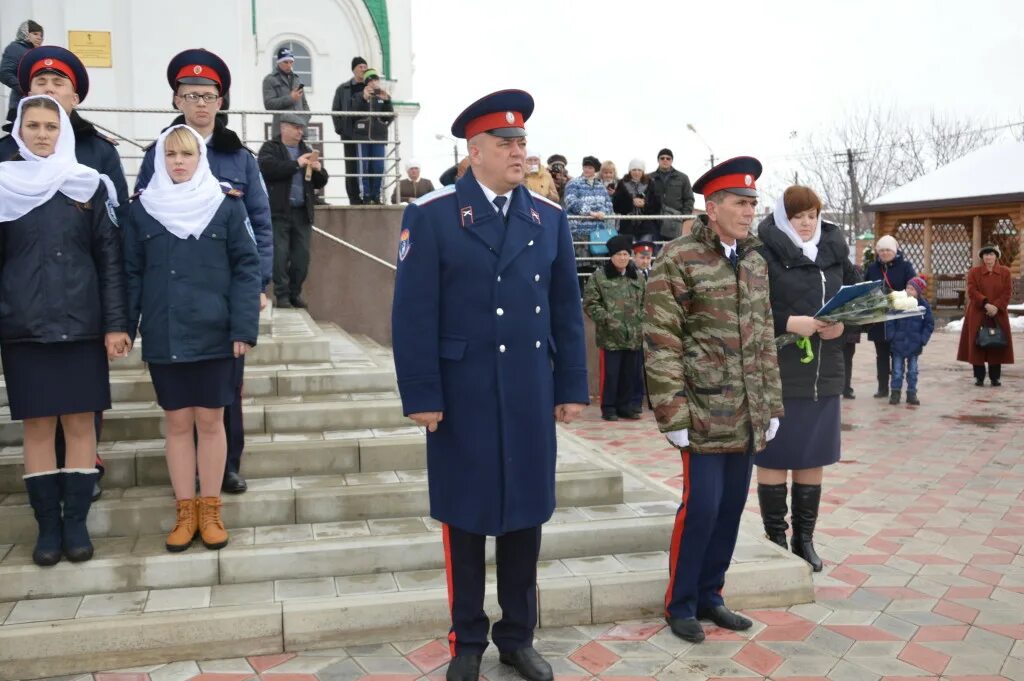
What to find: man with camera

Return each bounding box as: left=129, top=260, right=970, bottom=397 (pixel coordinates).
left=350, top=68, right=393, bottom=204
left=262, top=47, right=309, bottom=131
left=546, top=153, right=571, bottom=204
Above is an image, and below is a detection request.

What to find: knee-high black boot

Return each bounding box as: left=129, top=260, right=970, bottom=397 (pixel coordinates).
left=24, top=471, right=63, bottom=566
left=757, top=483, right=788, bottom=548
left=790, top=483, right=823, bottom=572
left=61, top=469, right=98, bottom=562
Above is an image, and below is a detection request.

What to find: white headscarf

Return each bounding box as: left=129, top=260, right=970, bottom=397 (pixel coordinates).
left=139, top=124, right=225, bottom=240
left=773, top=192, right=822, bottom=262
left=0, top=95, right=117, bottom=222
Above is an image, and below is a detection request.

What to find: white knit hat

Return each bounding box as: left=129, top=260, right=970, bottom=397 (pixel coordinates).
left=876, top=235, right=899, bottom=252
left=405, top=159, right=421, bottom=171
left=628, top=158, right=645, bottom=172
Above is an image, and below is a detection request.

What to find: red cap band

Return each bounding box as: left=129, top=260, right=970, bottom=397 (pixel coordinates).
left=464, top=110, right=525, bottom=139
left=633, top=245, right=654, bottom=254
left=700, top=172, right=757, bottom=197
left=175, top=63, right=222, bottom=87
left=30, top=58, right=77, bottom=90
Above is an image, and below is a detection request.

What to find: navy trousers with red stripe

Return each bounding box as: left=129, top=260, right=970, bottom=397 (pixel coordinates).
left=224, top=357, right=246, bottom=474
left=665, top=447, right=754, bottom=620
left=442, top=523, right=542, bottom=656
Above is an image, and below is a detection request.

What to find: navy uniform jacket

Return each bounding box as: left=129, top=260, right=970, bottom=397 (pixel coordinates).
left=135, top=116, right=273, bottom=290
left=123, top=191, right=261, bottom=364
left=0, top=111, right=130, bottom=222
left=391, top=169, right=589, bottom=536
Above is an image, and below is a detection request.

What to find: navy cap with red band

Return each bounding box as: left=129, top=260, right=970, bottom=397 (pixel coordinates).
left=692, top=156, right=763, bottom=198
left=166, top=49, right=231, bottom=94
left=17, top=46, right=90, bottom=102
left=451, top=89, right=534, bottom=139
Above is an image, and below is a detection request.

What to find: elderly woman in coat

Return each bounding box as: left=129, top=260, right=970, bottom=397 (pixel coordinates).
left=957, top=243, right=1014, bottom=386
left=864, top=234, right=916, bottom=398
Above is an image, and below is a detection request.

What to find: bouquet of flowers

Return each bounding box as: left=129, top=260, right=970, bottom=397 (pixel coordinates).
left=776, top=280, right=926, bottom=362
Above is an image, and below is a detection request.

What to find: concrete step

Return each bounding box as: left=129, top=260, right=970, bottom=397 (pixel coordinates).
left=0, top=537, right=813, bottom=681
left=0, top=428, right=426, bottom=493
left=0, top=503, right=678, bottom=601
left=0, top=394, right=409, bottom=446
left=0, top=466, right=624, bottom=544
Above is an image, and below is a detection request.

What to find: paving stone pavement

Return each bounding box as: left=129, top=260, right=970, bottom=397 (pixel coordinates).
left=29, top=330, right=1024, bottom=680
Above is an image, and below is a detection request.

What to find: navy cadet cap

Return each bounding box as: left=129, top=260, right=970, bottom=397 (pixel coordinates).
left=450, top=89, right=534, bottom=139
left=166, top=48, right=232, bottom=95
left=18, top=46, right=90, bottom=103
left=692, top=156, right=763, bottom=198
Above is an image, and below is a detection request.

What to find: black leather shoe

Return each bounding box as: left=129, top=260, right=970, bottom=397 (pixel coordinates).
left=666, top=616, right=705, bottom=642
left=842, top=388, right=855, bottom=399
left=446, top=654, right=482, bottom=681
left=601, top=413, right=618, bottom=421
left=499, top=647, right=553, bottom=681
left=697, top=605, right=753, bottom=631
left=290, top=295, right=308, bottom=309
left=873, top=387, right=889, bottom=398
left=975, top=378, right=985, bottom=386
left=276, top=297, right=293, bottom=309
left=992, top=379, right=1001, bottom=387
left=222, top=471, right=247, bottom=494
left=617, top=410, right=642, bottom=420
left=91, top=479, right=102, bottom=502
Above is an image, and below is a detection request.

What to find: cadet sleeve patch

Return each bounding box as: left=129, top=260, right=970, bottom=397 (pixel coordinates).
left=398, top=228, right=412, bottom=262
left=105, top=198, right=119, bottom=227
left=244, top=217, right=256, bottom=244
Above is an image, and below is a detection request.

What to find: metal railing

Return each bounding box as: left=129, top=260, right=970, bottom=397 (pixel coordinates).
left=568, top=214, right=697, bottom=275
left=77, top=107, right=402, bottom=204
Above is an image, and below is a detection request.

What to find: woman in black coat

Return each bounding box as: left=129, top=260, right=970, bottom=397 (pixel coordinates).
left=756, top=186, right=852, bottom=572
left=611, top=159, right=662, bottom=240
left=863, top=236, right=917, bottom=397
left=0, top=95, right=129, bottom=566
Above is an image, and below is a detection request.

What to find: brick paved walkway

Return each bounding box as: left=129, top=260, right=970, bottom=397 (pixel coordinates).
left=42, top=330, right=1024, bottom=680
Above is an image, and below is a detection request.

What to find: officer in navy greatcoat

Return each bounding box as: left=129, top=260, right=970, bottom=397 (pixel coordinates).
left=391, top=90, right=588, bottom=681
left=0, top=45, right=130, bottom=501
left=134, top=49, right=274, bottom=495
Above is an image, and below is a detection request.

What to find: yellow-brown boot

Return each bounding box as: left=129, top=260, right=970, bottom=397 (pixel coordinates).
left=166, top=498, right=198, bottom=552
left=197, top=496, right=229, bottom=550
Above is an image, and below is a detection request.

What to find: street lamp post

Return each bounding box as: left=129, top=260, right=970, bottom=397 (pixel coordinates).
left=686, top=123, right=716, bottom=168
left=435, top=133, right=460, bottom=168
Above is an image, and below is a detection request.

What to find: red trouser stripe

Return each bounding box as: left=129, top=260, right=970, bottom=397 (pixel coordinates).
left=664, top=449, right=691, bottom=617
left=442, top=523, right=457, bottom=656
left=599, top=349, right=606, bottom=402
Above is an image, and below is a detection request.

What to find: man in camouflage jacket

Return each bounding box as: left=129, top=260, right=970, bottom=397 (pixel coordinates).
left=644, top=157, right=784, bottom=644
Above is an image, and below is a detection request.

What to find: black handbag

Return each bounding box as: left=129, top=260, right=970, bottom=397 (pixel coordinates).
left=976, top=318, right=1007, bottom=349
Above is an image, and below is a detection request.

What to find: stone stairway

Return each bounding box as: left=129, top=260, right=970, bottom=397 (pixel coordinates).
left=0, top=310, right=812, bottom=680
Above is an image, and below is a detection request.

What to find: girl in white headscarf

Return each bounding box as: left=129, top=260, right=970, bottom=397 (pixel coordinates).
left=0, top=94, right=129, bottom=567
left=124, top=124, right=260, bottom=554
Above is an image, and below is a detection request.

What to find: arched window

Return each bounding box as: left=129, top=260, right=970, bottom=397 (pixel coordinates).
left=271, top=40, right=312, bottom=89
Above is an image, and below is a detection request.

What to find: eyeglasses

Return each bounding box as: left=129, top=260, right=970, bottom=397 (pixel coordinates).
left=658, top=156, right=672, bottom=161
left=178, top=93, right=220, bottom=104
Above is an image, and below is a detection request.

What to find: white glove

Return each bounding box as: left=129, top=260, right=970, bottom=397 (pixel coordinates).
left=665, top=429, right=689, bottom=448
left=765, top=417, right=780, bottom=442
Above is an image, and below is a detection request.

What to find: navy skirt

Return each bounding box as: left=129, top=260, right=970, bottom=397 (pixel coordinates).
left=148, top=357, right=236, bottom=411
left=757, top=395, right=841, bottom=470
left=1, top=340, right=111, bottom=421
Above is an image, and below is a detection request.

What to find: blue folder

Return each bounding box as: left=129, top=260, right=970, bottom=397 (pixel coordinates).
left=814, top=280, right=883, bottom=317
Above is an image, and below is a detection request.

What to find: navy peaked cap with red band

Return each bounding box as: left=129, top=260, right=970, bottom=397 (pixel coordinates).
left=18, top=46, right=89, bottom=102
left=166, top=48, right=231, bottom=95
left=451, top=89, right=534, bottom=139
left=692, top=156, right=763, bottom=198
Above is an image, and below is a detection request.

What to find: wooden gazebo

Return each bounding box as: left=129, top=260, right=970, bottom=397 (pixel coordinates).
left=865, top=141, right=1024, bottom=309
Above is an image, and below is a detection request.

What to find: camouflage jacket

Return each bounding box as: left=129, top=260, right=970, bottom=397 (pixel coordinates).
left=643, top=216, right=784, bottom=453
left=583, top=262, right=645, bottom=350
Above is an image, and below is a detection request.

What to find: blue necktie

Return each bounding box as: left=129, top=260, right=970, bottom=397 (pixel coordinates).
left=492, top=196, right=507, bottom=224
left=729, top=250, right=739, bottom=269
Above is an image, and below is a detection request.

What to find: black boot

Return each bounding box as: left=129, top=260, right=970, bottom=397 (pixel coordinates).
left=24, top=472, right=63, bottom=566
left=757, top=483, right=788, bottom=548
left=61, top=469, right=98, bottom=562
left=889, top=391, right=900, bottom=405
left=906, top=391, right=920, bottom=405
left=873, top=383, right=889, bottom=398
left=791, top=483, right=823, bottom=572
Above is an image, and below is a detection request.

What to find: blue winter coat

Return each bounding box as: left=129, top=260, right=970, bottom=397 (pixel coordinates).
left=123, top=193, right=261, bottom=364
left=135, top=117, right=273, bottom=290
left=886, top=297, right=934, bottom=357
left=391, top=171, right=590, bottom=536
left=864, top=251, right=917, bottom=342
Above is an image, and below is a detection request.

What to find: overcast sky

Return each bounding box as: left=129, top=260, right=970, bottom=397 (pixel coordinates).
left=410, top=0, right=1024, bottom=203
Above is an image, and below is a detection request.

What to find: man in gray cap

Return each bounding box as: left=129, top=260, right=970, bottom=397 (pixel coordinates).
left=257, top=113, right=328, bottom=308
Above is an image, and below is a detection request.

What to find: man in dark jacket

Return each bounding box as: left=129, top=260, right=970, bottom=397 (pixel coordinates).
left=257, top=113, right=328, bottom=308
left=650, top=148, right=695, bottom=239
left=0, top=20, right=42, bottom=121
left=262, top=47, right=309, bottom=130
left=331, top=57, right=368, bottom=205
left=350, top=68, right=393, bottom=204
left=136, top=49, right=274, bottom=495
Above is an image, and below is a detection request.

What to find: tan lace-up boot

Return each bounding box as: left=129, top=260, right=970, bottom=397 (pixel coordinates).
left=197, top=496, right=229, bottom=549
left=166, top=498, right=198, bottom=552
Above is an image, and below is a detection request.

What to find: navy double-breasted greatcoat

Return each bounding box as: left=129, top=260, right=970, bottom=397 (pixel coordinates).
left=391, top=170, right=588, bottom=536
